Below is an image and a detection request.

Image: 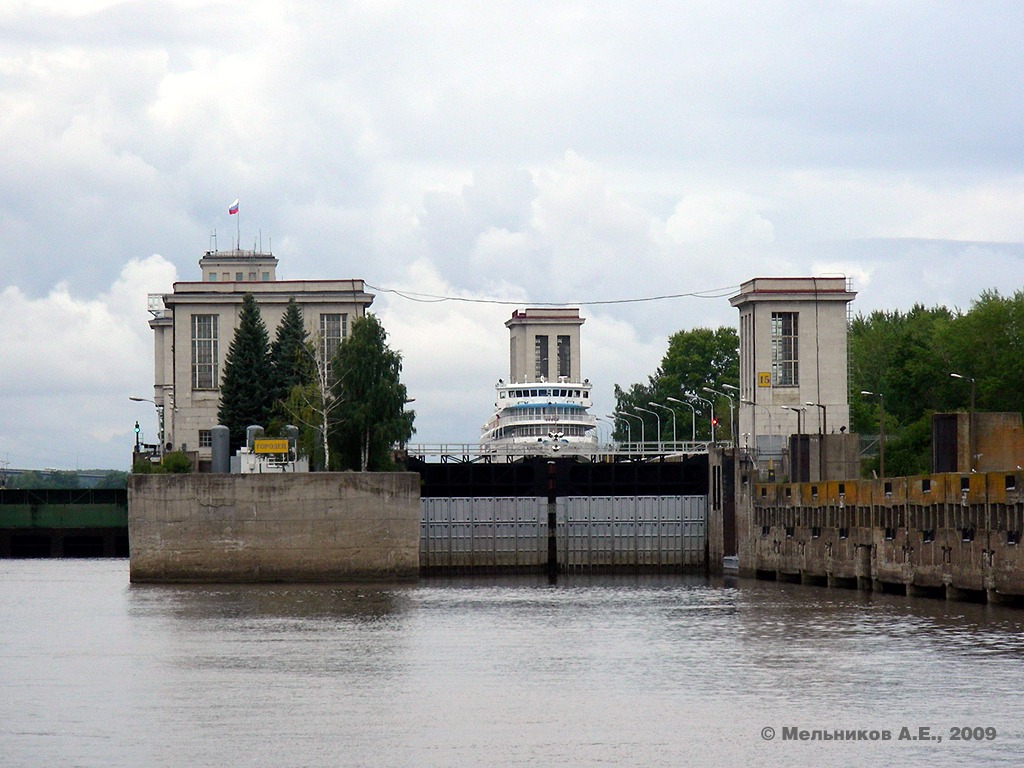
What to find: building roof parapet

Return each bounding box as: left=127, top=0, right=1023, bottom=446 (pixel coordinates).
left=729, top=276, right=856, bottom=307
left=157, top=279, right=374, bottom=307
left=200, top=248, right=277, bottom=261
left=505, top=307, right=585, bottom=327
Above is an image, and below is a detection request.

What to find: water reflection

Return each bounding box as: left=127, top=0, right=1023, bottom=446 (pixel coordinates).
left=3, top=560, right=1024, bottom=768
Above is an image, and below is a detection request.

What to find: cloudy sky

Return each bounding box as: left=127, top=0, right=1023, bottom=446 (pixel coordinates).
left=2, top=1, right=1024, bottom=470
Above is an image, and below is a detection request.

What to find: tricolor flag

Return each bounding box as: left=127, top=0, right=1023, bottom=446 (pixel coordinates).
left=228, top=199, right=239, bottom=215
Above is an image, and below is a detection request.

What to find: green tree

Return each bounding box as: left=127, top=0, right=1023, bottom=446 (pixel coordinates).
left=269, top=298, right=312, bottom=417
left=329, top=314, right=415, bottom=471
left=614, top=326, right=739, bottom=442
left=280, top=335, right=344, bottom=470
left=218, top=293, right=274, bottom=450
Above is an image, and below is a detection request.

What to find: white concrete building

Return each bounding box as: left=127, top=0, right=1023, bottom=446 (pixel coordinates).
left=147, top=248, right=373, bottom=466
left=729, top=277, right=857, bottom=462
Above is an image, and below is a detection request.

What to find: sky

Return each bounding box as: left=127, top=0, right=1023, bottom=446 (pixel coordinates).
left=2, top=1, right=1024, bottom=470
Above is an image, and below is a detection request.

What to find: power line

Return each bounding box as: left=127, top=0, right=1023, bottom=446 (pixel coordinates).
left=364, top=283, right=741, bottom=307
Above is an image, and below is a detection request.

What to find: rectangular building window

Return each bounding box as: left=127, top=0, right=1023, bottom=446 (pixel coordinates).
left=191, top=314, right=218, bottom=390
left=198, top=430, right=213, bottom=448
left=557, top=335, right=571, bottom=379
left=534, top=335, right=549, bottom=380
left=262, top=272, right=270, bottom=281
left=208, top=273, right=218, bottom=282
left=235, top=272, right=243, bottom=281
left=771, top=311, right=799, bottom=387
left=320, top=313, right=348, bottom=362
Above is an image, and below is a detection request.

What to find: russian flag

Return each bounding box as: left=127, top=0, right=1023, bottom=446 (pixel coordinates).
left=228, top=199, right=239, bottom=215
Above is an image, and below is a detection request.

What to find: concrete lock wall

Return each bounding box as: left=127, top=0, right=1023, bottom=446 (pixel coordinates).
left=128, top=473, right=421, bottom=582
left=742, top=471, right=1024, bottom=604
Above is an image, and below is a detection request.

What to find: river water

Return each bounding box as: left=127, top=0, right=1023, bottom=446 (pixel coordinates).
left=3, top=560, right=1023, bottom=767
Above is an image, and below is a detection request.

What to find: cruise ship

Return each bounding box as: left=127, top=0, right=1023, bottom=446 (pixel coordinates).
left=480, top=308, right=599, bottom=457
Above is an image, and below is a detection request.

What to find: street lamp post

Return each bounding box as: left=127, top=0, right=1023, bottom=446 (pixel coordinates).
left=781, top=405, right=806, bottom=482
left=741, top=398, right=774, bottom=457
left=129, top=396, right=165, bottom=456
left=618, top=411, right=643, bottom=454
left=648, top=402, right=676, bottom=447
left=950, top=373, right=976, bottom=472
left=689, top=393, right=715, bottom=443
left=860, top=391, right=885, bottom=480
left=806, top=401, right=827, bottom=480
left=636, top=406, right=661, bottom=452
left=704, top=386, right=737, bottom=446
left=667, top=397, right=697, bottom=441
left=607, top=413, right=631, bottom=447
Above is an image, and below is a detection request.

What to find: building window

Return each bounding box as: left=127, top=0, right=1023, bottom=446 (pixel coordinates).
left=199, top=430, right=213, bottom=448
left=320, top=313, right=348, bottom=362
left=235, top=272, right=243, bottom=281
left=191, top=314, right=218, bottom=390
left=262, top=272, right=270, bottom=281
left=534, top=335, right=549, bottom=380
left=248, top=272, right=256, bottom=280
left=771, top=312, right=798, bottom=387
left=208, top=273, right=218, bottom=282
left=557, top=335, right=570, bottom=379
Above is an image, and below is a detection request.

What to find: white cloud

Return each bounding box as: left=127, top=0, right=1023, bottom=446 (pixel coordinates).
left=666, top=193, right=775, bottom=246
left=0, top=256, right=177, bottom=467
left=3, top=1, right=1024, bottom=466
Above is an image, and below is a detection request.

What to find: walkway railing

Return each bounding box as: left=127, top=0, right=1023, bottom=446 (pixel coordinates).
left=406, top=441, right=732, bottom=463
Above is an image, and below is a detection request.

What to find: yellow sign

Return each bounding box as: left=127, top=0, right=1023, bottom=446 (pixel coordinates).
left=757, top=372, right=772, bottom=387
left=254, top=438, right=290, bottom=454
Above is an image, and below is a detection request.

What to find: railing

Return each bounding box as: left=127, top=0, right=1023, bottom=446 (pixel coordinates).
left=406, top=441, right=732, bottom=462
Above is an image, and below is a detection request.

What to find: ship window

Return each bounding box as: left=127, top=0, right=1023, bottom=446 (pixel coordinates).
left=500, top=391, right=506, bottom=398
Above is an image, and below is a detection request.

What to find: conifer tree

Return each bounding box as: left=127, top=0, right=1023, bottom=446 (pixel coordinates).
left=218, top=293, right=274, bottom=449
left=269, top=298, right=312, bottom=412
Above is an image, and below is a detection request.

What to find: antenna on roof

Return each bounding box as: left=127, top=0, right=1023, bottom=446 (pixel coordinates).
left=210, top=229, right=218, bottom=253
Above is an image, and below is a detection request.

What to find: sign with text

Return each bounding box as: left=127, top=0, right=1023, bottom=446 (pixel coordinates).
left=758, top=372, right=772, bottom=387
left=254, top=438, right=290, bottom=454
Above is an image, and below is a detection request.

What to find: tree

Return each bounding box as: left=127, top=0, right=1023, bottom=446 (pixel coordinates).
left=329, top=314, right=415, bottom=471
left=269, top=298, right=312, bottom=417
left=614, top=326, right=739, bottom=442
left=218, top=293, right=274, bottom=450
left=280, top=335, right=345, bottom=470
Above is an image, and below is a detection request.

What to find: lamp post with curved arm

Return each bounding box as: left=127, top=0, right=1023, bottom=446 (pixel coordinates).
left=860, top=390, right=885, bottom=480
left=950, top=373, right=976, bottom=472
left=606, top=413, right=630, bottom=446
left=688, top=393, right=715, bottom=442
left=781, top=405, right=806, bottom=482
left=704, top=386, right=736, bottom=445
left=636, top=406, right=661, bottom=452
left=741, top=398, right=773, bottom=457
left=667, top=397, right=697, bottom=441
left=648, top=401, right=676, bottom=446
left=618, top=411, right=643, bottom=454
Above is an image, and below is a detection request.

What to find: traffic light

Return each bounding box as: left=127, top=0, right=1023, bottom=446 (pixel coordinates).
left=134, top=421, right=140, bottom=434
left=710, top=417, right=718, bottom=427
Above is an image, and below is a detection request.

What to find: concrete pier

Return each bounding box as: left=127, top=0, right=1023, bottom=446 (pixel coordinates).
left=128, top=473, right=421, bottom=582
left=738, top=471, right=1024, bottom=605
